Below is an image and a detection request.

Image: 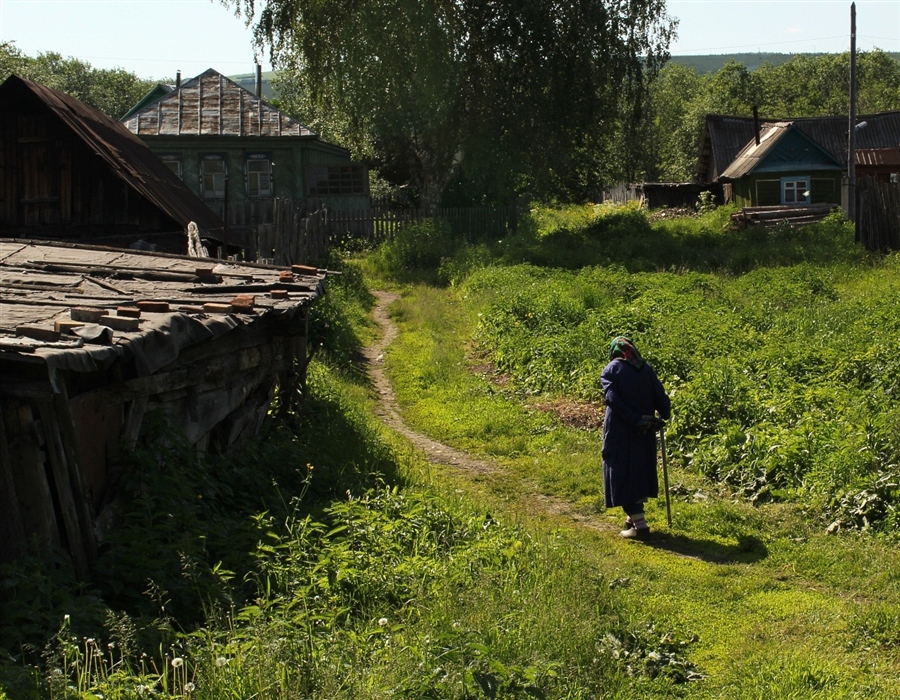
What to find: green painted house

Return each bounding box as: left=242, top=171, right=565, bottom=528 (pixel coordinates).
left=121, top=69, right=368, bottom=246
left=716, top=121, right=843, bottom=208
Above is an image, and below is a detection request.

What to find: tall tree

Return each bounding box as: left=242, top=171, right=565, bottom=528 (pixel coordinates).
left=231, top=0, right=676, bottom=207
left=0, top=42, right=158, bottom=119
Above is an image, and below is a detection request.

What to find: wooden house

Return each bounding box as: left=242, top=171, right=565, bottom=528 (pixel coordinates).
left=0, top=238, right=326, bottom=575
left=121, top=69, right=369, bottom=247
left=718, top=122, right=843, bottom=208
left=0, top=75, right=223, bottom=253
left=698, top=110, right=900, bottom=183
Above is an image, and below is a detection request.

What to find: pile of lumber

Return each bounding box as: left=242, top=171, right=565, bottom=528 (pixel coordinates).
left=731, top=203, right=838, bottom=227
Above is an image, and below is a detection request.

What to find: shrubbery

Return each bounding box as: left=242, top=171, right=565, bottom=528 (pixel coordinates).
left=454, top=205, right=900, bottom=532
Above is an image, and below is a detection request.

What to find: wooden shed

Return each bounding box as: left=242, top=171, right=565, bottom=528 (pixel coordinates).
left=0, top=75, right=223, bottom=253
left=0, top=239, right=326, bottom=575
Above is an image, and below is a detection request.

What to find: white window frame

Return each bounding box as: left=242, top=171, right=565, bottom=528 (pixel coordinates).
left=201, top=155, right=227, bottom=199
left=781, top=176, right=810, bottom=206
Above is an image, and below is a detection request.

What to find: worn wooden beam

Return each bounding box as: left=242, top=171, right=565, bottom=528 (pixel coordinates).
left=6, top=404, right=59, bottom=551
left=121, top=395, right=148, bottom=447
left=52, top=386, right=99, bottom=563
left=37, top=401, right=90, bottom=577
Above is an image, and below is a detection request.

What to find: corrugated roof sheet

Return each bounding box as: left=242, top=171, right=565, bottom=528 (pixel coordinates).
left=0, top=75, right=224, bottom=235
left=699, top=110, right=900, bottom=182
left=122, top=69, right=316, bottom=138
left=719, top=122, right=792, bottom=180
left=857, top=148, right=900, bottom=167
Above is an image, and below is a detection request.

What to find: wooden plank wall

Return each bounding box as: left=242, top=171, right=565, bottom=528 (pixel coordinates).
left=254, top=199, right=520, bottom=263
left=858, top=176, right=900, bottom=252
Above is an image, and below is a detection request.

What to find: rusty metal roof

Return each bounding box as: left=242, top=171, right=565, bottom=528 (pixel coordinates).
left=699, top=110, right=900, bottom=182
left=0, top=238, right=325, bottom=386
left=857, top=148, right=900, bottom=167
left=0, top=75, right=224, bottom=235
left=122, top=68, right=316, bottom=138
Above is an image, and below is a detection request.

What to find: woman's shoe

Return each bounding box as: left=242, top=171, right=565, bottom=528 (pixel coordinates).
left=619, top=526, right=651, bottom=541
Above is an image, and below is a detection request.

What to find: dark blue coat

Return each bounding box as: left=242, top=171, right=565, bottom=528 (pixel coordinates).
left=601, top=358, right=671, bottom=508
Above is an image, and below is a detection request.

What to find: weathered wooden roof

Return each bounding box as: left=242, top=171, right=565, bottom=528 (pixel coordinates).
left=719, top=122, right=843, bottom=180
left=699, top=110, right=900, bottom=182
left=121, top=69, right=316, bottom=138
left=0, top=239, right=325, bottom=390
left=0, top=75, right=224, bottom=234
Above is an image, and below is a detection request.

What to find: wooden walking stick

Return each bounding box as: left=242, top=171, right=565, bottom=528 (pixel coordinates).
left=660, top=426, right=672, bottom=528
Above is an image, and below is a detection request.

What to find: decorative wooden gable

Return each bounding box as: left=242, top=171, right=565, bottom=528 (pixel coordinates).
left=753, top=127, right=842, bottom=173
left=122, top=69, right=315, bottom=138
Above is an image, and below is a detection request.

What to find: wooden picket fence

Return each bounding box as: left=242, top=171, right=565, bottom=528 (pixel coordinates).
left=857, top=176, right=900, bottom=252
left=327, top=205, right=520, bottom=242
left=255, top=200, right=520, bottom=263
left=255, top=199, right=329, bottom=265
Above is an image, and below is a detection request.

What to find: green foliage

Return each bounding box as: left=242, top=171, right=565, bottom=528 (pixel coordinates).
left=0, top=41, right=158, bottom=118
left=308, top=254, right=375, bottom=377
left=430, top=205, right=900, bottom=531
left=368, top=219, right=461, bottom=283
left=645, top=50, right=900, bottom=181
left=233, top=0, right=675, bottom=205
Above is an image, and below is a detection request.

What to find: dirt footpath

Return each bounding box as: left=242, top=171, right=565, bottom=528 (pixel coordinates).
left=361, top=290, right=614, bottom=533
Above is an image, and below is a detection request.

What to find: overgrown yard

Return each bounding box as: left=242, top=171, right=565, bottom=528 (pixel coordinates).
left=3, top=204, right=900, bottom=698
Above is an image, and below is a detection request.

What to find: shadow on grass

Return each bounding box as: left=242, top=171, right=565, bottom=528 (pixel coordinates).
left=642, top=532, right=768, bottom=564
left=499, top=210, right=859, bottom=274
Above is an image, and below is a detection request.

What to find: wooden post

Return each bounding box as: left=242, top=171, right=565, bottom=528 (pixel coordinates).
left=0, top=413, right=27, bottom=566
left=848, top=2, right=858, bottom=233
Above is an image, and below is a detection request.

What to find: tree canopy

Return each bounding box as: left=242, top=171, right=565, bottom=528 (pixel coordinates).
left=0, top=41, right=158, bottom=119
left=231, top=0, right=676, bottom=207
left=642, top=50, right=900, bottom=182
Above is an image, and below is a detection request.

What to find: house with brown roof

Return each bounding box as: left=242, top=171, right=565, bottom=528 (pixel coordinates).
left=0, top=75, right=223, bottom=253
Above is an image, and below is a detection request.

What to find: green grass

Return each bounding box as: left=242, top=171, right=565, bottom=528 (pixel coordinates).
left=366, top=204, right=900, bottom=697
left=4, top=205, right=900, bottom=698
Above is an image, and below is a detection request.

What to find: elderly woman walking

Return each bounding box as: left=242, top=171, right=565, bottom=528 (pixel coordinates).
left=601, top=336, right=671, bottom=540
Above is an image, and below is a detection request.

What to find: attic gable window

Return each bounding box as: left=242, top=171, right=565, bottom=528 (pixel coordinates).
left=782, top=177, right=810, bottom=206
left=245, top=154, right=272, bottom=198
left=201, top=155, right=227, bottom=199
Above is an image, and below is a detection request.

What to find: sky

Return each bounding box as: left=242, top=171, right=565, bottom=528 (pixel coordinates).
left=0, top=0, right=898, bottom=81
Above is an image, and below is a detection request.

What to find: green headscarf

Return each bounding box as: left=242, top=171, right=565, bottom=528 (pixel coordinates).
left=608, top=336, right=645, bottom=369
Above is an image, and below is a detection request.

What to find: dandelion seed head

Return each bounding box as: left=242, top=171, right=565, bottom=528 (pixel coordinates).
left=378, top=617, right=388, bottom=626
left=171, top=657, right=184, bottom=668
left=184, top=682, right=195, bottom=692
left=216, top=656, right=228, bottom=667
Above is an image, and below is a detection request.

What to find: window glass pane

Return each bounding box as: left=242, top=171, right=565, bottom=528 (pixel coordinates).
left=163, top=160, right=182, bottom=179
left=247, top=159, right=271, bottom=197
left=307, top=165, right=366, bottom=196
left=201, top=158, right=226, bottom=198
